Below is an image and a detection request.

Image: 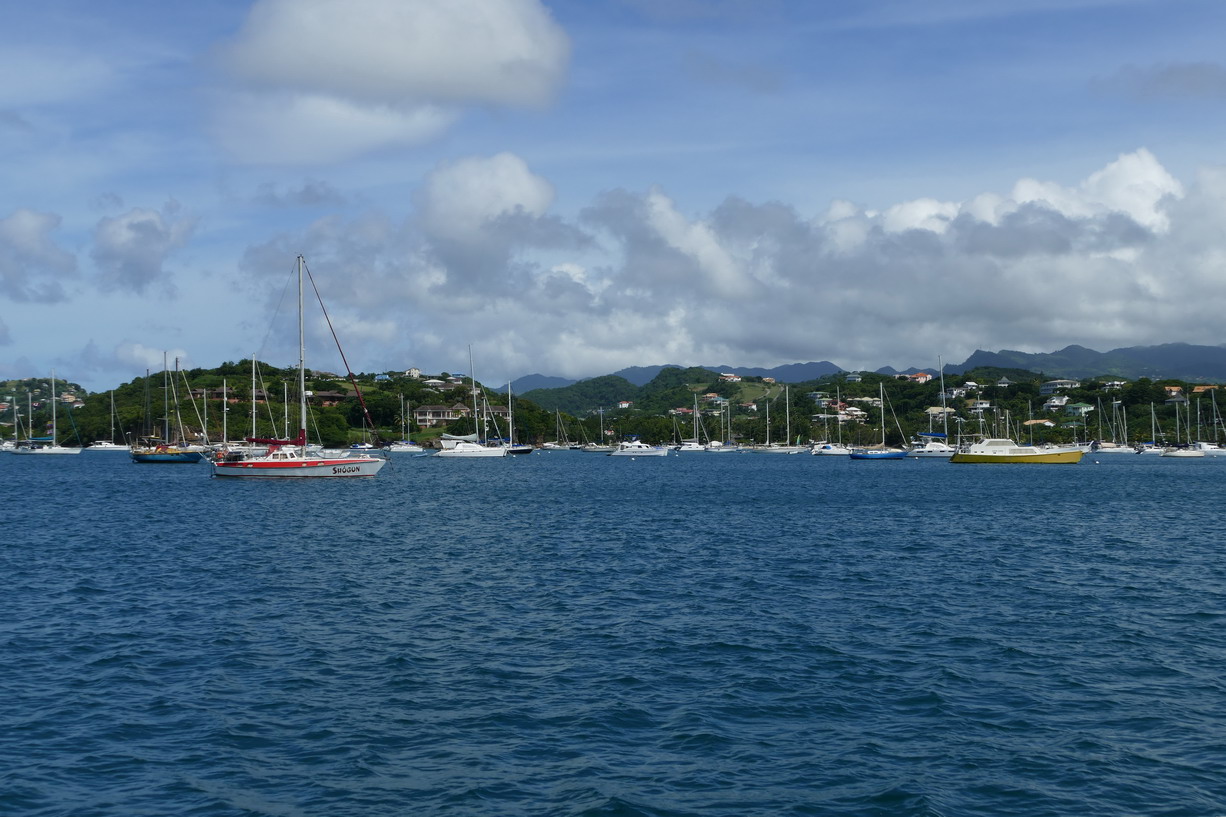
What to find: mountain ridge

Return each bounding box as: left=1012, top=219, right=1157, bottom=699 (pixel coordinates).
left=502, top=343, right=1226, bottom=393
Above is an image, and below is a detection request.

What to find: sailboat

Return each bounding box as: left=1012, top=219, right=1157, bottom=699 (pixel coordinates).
left=908, top=360, right=955, bottom=458
left=14, top=371, right=83, bottom=455
left=581, top=408, right=616, bottom=452
left=1160, top=400, right=1204, bottom=458
left=212, top=256, right=386, bottom=477
left=849, top=382, right=908, bottom=459
left=436, top=348, right=507, bottom=458
left=132, top=355, right=204, bottom=463
left=542, top=409, right=572, bottom=449
left=89, top=390, right=129, bottom=450
left=756, top=385, right=807, bottom=452
left=387, top=394, right=424, bottom=453
left=812, top=387, right=850, bottom=455
left=503, top=380, right=533, bottom=454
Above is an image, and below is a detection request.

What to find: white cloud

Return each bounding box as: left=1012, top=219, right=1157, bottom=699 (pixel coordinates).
left=114, top=342, right=190, bottom=372
left=213, top=91, right=458, bottom=165
left=0, top=209, right=78, bottom=303
left=90, top=204, right=196, bottom=294
left=212, top=0, right=569, bottom=164
left=418, top=153, right=555, bottom=243
left=210, top=148, right=1223, bottom=387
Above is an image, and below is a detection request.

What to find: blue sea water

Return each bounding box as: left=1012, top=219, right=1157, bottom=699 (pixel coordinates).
left=2, top=450, right=1225, bottom=816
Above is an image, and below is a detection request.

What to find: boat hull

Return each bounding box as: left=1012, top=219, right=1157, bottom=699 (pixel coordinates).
left=951, top=449, right=1084, bottom=464
left=435, top=443, right=507, bottom=458
left=13, top=446, right=83, bottom=455
left=849, top=449, right=908, bottom=460
left=609, top=443, right=669, bottom=457
left=132, top=449, right=203, bottom=463
left=212, top=456, right=385, bottom=477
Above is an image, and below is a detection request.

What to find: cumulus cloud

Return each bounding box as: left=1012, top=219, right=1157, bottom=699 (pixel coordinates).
left=90, top=203, right=196, bottom=294
left=114, top=342, right=190, bottom=373
left=212, top=0, right=569, bottom=163
left=418, top=152, right=555, bottom=243
left=0, top=209, right=78, bottom=303
left=228, top=148, right=1226, bottom=382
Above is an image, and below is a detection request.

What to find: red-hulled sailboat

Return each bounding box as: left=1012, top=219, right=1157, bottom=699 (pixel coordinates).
left=211, top=256, right=386, bottom=479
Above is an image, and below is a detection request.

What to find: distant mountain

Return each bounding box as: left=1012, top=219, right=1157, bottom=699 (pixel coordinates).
left=497, top=373, right=578, bottom=393
left=610, top=365, right=695, bottom=386
left=521, top=375, right=638, bottom=415
left=709, top=361, right=844, bottom=381
left=511, top=361, right=845, bottom=392
left=951, top=343, right=1226, bottom=381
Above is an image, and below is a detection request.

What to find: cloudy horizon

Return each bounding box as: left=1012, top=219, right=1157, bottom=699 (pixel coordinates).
left=3, top=0, right=1226, bottom=392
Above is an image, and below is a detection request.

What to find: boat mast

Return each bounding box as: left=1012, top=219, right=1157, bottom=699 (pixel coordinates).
left=468, top=345, right=480, bottom=443
left=172, top=357, right=187, bottom=445
left=162, top=353, right=169, bottom=444
left=297, top=255, right=308, bottom=453
left=939, top=357, right=948, bottom=437
left=50, top=370, right=57, bottom=445
left=508, top=378, right=515, bottom=447
left=879, top=382, right=886, bottom=447
left=785, top=384, right=791, bottom=446
left=765, top=395, right=771, bottom=446
left=222, top=378, right=228, bottom=445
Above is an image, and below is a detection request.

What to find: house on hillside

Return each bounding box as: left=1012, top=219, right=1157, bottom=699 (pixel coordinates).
left=1043, top=395, right=1070, bottom=411
left=1065, top=402, right=1095, bottom=417
left=1040, top=379, right=1081, bottom=395
left=414, top=404, right=471, bottom=427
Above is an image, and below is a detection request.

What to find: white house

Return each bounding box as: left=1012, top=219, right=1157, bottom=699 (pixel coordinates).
left=1040, top=379, right=1081, bottom=395
left=1043, top=394, right=1070, bottom=411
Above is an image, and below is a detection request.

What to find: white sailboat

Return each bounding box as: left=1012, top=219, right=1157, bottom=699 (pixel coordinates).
left=581, top=408, right=616, bottom=452
left=387, top=394, right=424, bottom=453
left=1161, top=401, right=1204, bottom=458
left=14, top=371, right=82, bottom=455
left=849, top=382, right=908, bottom=459
left=89, top=390, right=129, bottom=450
left=812, top=387, right=850, bottom=455
left=908, top=359, right=955, bottom=458
left=436, top=348, right=507, bottom=458
left=212, top=256, right=386, bottom=478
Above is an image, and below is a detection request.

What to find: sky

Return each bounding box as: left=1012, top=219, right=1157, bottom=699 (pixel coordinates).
left=4, top=0, right=1226, bottom=392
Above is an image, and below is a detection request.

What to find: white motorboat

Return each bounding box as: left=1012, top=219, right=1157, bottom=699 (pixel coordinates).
left=906, top=434, right=955, bottom=458
left=608, top=439, right=669, bottom=457
left=436, top=441, right=508, bottom=458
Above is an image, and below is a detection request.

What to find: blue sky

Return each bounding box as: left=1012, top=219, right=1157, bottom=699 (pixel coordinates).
left=4, top=0, right=1226, bottom=391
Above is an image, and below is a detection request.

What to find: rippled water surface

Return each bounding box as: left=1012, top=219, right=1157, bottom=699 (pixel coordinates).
left=3, top=451, right=1225, bottom=816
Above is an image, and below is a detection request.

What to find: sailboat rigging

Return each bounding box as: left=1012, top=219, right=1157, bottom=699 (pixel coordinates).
left=211, top=256, right=386, bottom=477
